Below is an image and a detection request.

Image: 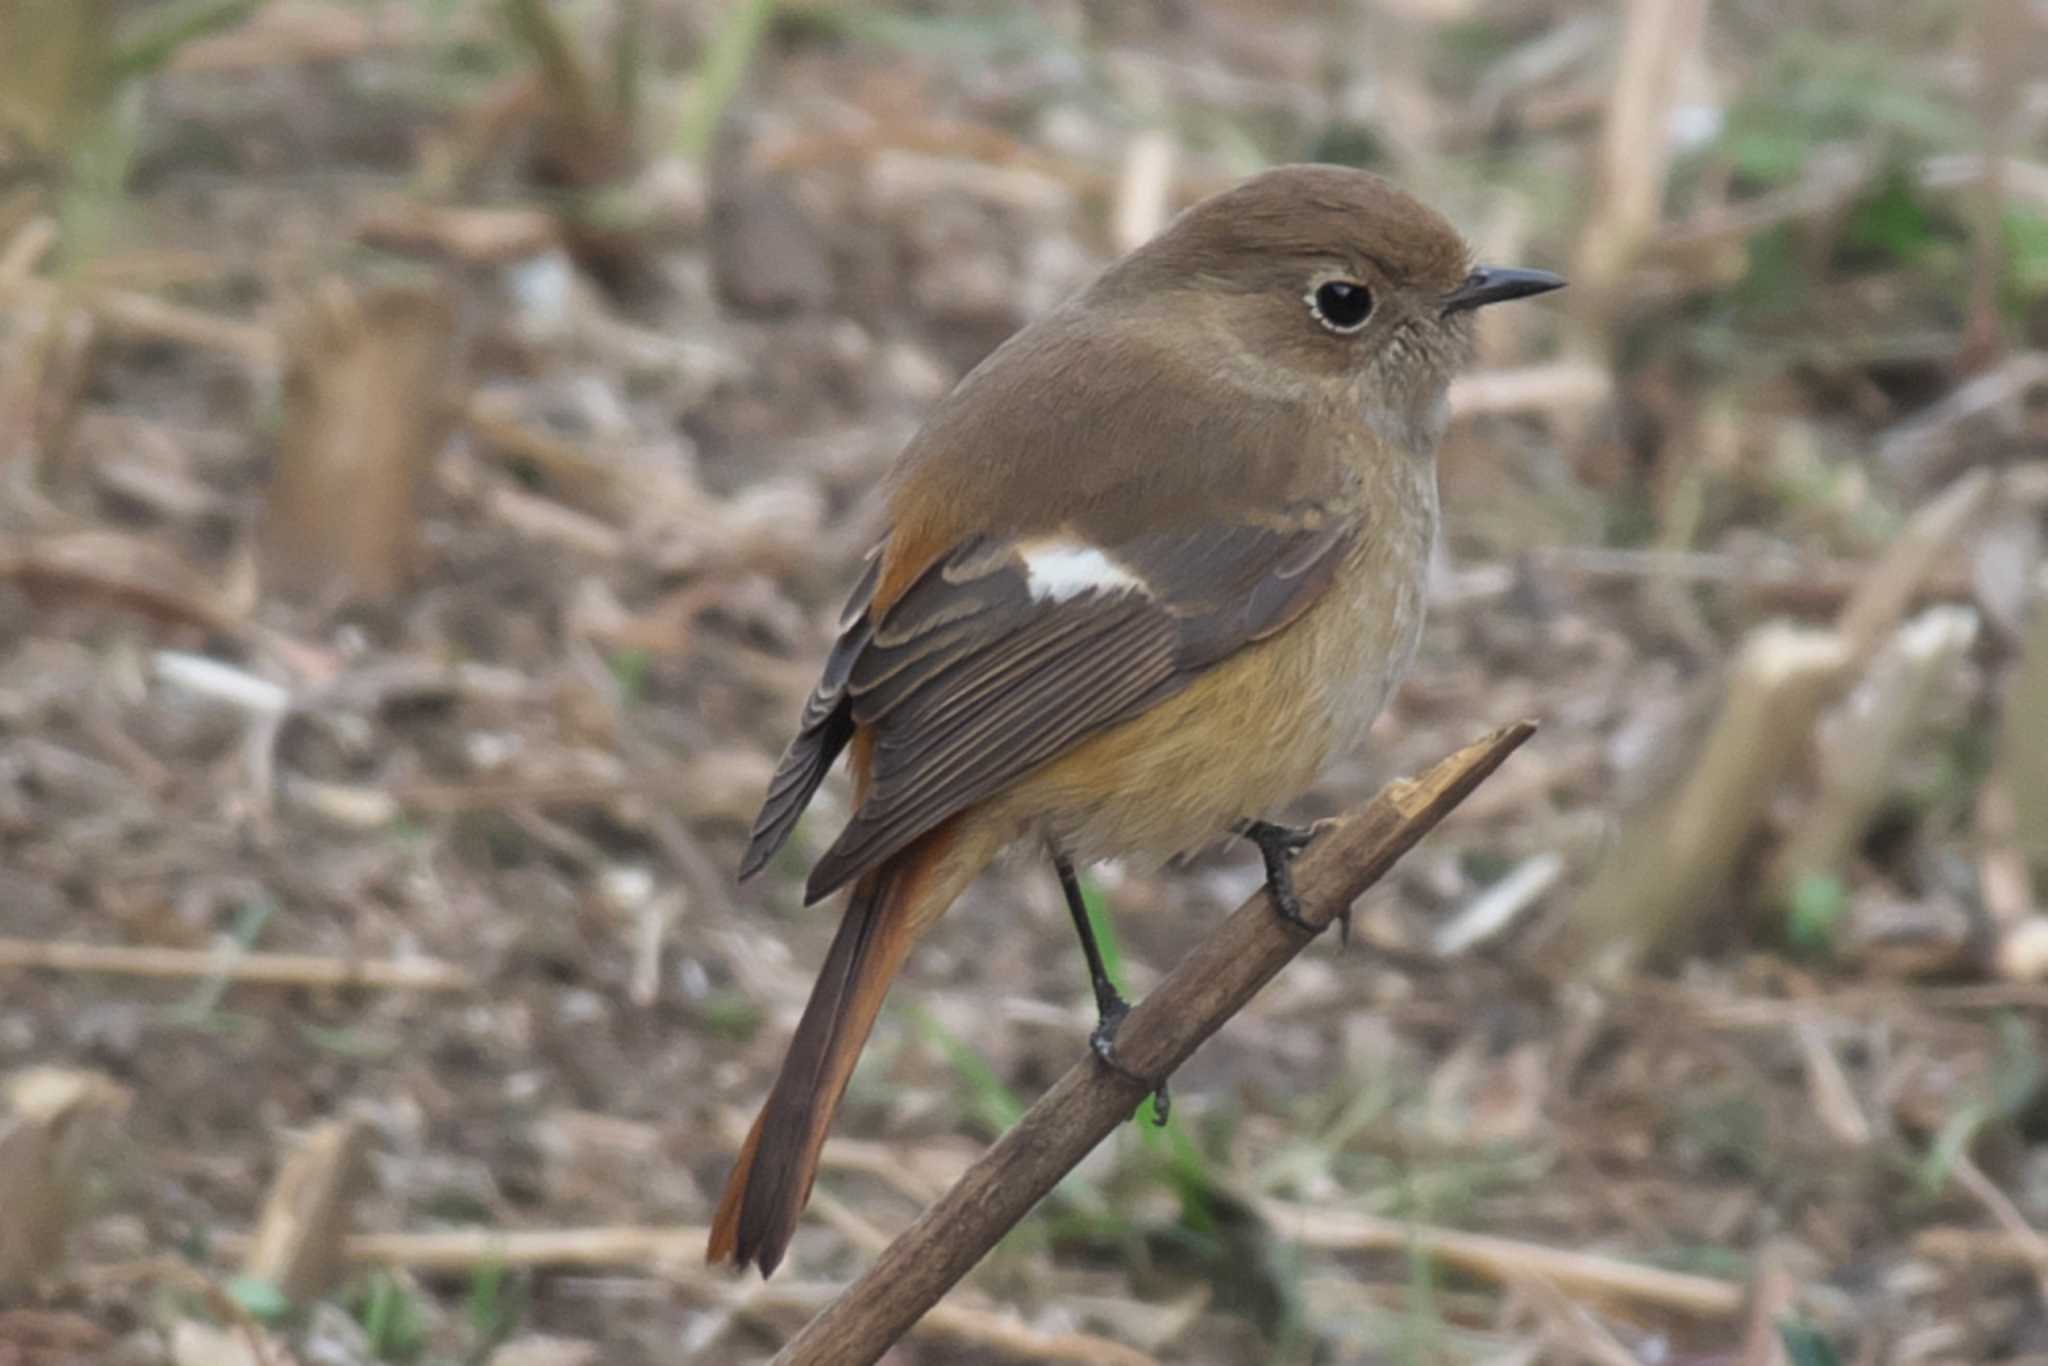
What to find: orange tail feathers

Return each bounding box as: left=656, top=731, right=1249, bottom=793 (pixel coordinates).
left=708, top=822, right=982, bottom=1276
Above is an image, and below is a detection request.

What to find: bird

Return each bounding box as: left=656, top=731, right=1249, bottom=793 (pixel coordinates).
left=707, top=163, right=1563, bottom=1276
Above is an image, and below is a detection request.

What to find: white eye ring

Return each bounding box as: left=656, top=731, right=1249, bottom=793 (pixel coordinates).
left=1305, top=278, right=1374, bottom=333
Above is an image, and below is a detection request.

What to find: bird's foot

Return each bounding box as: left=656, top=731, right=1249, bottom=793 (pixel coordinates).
left=1239, top=818, right=1349, bottom=945
left=1090, top=993, right=1170, bottom=1126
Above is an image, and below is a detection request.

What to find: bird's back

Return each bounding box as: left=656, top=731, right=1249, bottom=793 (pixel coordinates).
left=873, top=295, right=1337, bottom=605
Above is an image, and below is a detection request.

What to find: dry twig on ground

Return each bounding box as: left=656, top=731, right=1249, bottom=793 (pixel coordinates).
left=1256, top=1198, right=1744, bottom=1319
left=0, top=939, right=470, bottom=991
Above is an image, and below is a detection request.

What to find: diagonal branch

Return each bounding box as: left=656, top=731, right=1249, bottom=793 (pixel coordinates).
left=769, top=720, right=1538, bottom=1366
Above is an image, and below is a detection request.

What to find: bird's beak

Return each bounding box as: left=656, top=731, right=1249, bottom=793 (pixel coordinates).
left=1440, top=265, right=1567, bottom=316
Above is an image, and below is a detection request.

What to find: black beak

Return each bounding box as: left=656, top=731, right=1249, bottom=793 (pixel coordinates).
left=1440, top=265, right=1566, bottom=316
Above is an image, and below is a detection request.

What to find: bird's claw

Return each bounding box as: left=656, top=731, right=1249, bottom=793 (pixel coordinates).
left=1090, top=994, right=1170, bottom=1126
left=1241, top=819, right=1337, bottom=940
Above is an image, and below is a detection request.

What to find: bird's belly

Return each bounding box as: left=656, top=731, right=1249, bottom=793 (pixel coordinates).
left=994, top=559, right=1427, bottom=866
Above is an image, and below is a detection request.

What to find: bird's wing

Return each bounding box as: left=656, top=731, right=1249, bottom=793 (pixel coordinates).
left=736, top=550, right=881, bottom=882
left=738, top=505, right=1358, bottom=900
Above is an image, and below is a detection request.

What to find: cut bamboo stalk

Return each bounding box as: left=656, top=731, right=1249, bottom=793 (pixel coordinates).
left=262, top=277, right=457, bottom=602
left=1567, top=470, right=1995, bottom=974
left=1573, top=622, right=1849, bottom=974
left=240, top=1121, right=363, bottom=1304
left=0, top=1068, right=129, bottom=1291
left=1769, top=606, right=1981, bottom=905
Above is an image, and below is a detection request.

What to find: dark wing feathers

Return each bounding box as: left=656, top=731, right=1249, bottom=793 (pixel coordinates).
left=738, top=510, right=1358, bottom=899
left=812, top=598, right=1177, bottom=895
left=1129, top=517, right=1352, bottom=664
left=735, top=552, right=883, bottom=880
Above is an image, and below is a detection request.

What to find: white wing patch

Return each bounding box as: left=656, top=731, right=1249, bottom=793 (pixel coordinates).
left=1021, top=541, right=1146, bottom=603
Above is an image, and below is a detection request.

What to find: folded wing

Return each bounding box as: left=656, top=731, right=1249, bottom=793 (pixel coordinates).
left=738, top=508, right=1358, bottom=901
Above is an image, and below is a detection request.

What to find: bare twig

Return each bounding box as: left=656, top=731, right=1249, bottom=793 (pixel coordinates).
left=485, top=483, right=629, bottom=559
left=1792, top=1019, right=1872, bottom=1148
left=765, top=722, right=1536, bottom=1366
left=357, top=197, right=560, bottom=263
left=0, top=531, right=336, bottom=681
left=88, top=287, right=278, bottom=368
left=279, top=1225, right=705, bottom=1271
left=1919, top=1225, right=2048, bottom=1271
left=1254, top=1198, right=1744, bottom=1319
left=0, top=531, right=246, bottom=635
left=1433, top=850, right=1566, bottom=956
left=0, top=939, right=470, bottom=990
left=1948, top=1151, right=2048, bottom=1305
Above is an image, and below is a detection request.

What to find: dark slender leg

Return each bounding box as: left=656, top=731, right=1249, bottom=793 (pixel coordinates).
left=1238, top=819, right=1346, bottom=943
left=1052, top=851, right=1169, bottom=1125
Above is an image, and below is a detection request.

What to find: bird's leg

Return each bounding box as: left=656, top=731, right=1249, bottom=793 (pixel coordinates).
left=1238, top=818, right=1347, bottom=944
left=1051, top=850, right=1169, bottom=1125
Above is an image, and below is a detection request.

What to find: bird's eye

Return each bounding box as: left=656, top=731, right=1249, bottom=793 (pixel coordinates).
left=1309, top=280, right=1374, bottom=333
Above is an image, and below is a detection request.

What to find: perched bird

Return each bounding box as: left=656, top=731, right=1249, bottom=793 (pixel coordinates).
left=708, top=164, right=1562, bottom=1275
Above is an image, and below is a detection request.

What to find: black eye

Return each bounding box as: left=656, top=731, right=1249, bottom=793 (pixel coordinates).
left=1311, top=280, right=1374, bottom=332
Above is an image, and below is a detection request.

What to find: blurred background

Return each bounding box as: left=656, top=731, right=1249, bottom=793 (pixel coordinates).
left=2, top=0, right=2046, bottom=1362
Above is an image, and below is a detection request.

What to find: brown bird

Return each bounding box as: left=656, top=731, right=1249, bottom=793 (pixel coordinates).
left=708, top=164, right=1562, bottom=1275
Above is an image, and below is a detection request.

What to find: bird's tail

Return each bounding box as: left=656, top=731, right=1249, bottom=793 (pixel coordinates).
left=707, top=823, right=976, bottom=1276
